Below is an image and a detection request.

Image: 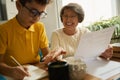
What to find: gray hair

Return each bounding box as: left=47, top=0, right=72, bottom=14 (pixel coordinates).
left=60, top=3, right=84, bottom=23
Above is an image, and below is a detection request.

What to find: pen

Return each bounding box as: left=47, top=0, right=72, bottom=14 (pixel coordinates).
left=10, top=56, right=23, bottom=68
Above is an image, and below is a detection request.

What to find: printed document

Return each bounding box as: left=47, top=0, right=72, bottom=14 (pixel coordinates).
left=74, top=26, right=115, bottom=61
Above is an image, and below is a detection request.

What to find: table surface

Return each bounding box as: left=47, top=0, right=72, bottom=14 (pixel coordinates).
left=41, top=73, right=101, bottom=80
left=35, top=59, right=120, bottom=80
left=40, top=71, right=120, bottom=80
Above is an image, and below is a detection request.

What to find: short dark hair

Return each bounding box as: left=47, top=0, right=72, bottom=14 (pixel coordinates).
left=60, top=3, right=84, bottom=23
left=19, top=0, right=52, bottom=6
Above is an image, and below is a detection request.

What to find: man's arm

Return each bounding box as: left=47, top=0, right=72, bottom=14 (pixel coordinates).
left=0, top=54, right=30, bottom=79
left=41, top=47, right=50, bottom=57
left=0, top=54, right=13, bottom=76
left=43, top=47, right=66, bottom=64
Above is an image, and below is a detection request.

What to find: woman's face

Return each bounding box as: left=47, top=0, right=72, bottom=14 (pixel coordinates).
left=62, top=9, right=79, bottom=30
left=17, top=1, right=47, bottom=28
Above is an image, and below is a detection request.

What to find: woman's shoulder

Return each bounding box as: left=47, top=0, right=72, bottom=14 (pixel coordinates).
left=51, top=28, right=65, bottom=38
left=53, top=28, right=63, bottom=33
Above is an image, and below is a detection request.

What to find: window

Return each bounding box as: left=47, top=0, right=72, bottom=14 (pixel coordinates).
left=59, top=0, right=116, bottom=26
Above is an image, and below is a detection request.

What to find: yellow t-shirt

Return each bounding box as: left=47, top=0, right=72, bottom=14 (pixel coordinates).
left=0, top=17, right=49, bottom=66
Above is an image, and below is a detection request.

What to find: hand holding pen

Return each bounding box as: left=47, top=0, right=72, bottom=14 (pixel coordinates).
left=10, top=56, right=30, bottom=80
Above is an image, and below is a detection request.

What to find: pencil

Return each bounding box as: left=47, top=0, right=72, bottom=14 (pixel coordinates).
left=10, top=56, right=23, bottom=68
left=10, top=56, right=31, bottom=76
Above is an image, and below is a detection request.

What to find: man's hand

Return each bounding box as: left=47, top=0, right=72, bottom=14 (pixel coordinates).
left=9, top=66, right=30, bottom=80
left=43, top=47, right=66, bottom=64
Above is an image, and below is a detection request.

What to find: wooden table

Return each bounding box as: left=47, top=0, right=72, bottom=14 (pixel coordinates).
left=41, top=73, right=101, bottom=80
left=40, top=69, right=120, bottom=80
left=111, top=43, right=120, bottom=62
left=35, top=62, right=101, bottom=80
left=35, top=61, right=120, bottom=80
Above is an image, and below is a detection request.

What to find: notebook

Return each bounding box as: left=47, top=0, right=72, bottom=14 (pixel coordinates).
left=24, top=65, right=48, bottom=80
left=4, top=65, right=48, bottom=80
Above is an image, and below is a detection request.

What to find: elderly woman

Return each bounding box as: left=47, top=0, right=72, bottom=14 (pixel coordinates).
left=51, top=3, right=113, bottom=60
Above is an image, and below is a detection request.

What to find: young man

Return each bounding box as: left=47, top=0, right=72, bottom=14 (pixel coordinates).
left=0, top=0, right=65, bottom=79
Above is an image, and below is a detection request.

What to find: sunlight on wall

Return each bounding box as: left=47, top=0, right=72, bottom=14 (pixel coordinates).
left=62, top=0, right=114, bottom=26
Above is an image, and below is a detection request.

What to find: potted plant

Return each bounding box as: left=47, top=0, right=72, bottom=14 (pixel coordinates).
left=86, top=16, right=120, bottom=43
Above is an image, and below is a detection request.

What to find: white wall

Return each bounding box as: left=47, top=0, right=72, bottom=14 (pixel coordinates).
left=116, top=0, right=120, bottom=15
left=3, top=0, right=17, bottom=20
left=41, top=0, right=62, bottom=41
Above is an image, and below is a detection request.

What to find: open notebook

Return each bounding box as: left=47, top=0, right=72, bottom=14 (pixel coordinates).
left=5, top=65, right=48, bottom=80
left=24, top=65, right=48, bottom=80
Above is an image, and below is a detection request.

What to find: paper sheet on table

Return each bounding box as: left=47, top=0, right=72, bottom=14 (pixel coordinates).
left=74, top=26, right=115, bottom=61
left=85, top=58, right=120, bottom=80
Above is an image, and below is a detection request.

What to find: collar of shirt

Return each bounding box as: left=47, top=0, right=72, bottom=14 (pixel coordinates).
left=13, top=17, right=35, bottom=34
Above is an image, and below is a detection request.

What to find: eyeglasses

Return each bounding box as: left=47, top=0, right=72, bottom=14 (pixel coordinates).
left=62, top=15, right=77, bottom=19
left=24, top=6, right=47, bottom=18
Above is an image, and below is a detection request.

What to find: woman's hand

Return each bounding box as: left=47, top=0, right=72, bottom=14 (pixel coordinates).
left=9, top=66, right=30, bottom=80
left=100, top=45, right=113, bottom=60
left=43, top=47, right=66, bottom=64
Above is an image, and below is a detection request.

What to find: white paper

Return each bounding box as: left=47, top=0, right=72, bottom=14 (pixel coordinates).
left=85, top=58, right=120, bottom=80
left=74, top=26, right=116, bottom=60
